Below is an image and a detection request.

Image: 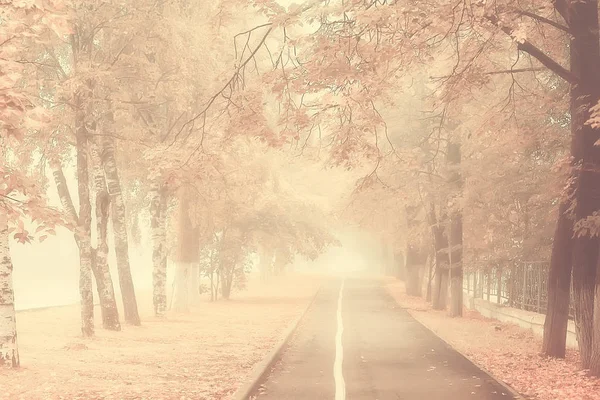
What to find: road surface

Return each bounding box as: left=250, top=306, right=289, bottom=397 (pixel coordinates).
left=254, top=278, right=515, bottom=400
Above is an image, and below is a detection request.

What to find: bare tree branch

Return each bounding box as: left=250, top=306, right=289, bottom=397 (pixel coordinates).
left=431, top=67, right=546, bottom=79
left=486, top=13, right=576, bottom=84
left=165, top=24, right=274, bottom=146
left=517, top=10, right=570, bottom=33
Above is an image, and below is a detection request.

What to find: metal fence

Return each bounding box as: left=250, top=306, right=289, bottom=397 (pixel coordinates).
left=463, top=261, right=575, bottom=319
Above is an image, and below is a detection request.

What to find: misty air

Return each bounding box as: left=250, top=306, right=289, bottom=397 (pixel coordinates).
left=0, top=0, right=597, bottom=399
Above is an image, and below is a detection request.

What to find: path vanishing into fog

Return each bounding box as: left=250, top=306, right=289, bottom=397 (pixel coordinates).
left=254, top=278, right=515, bottom=400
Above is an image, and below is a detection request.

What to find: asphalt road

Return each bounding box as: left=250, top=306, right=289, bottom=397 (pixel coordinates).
left=254, top=278, right=516, bottom=400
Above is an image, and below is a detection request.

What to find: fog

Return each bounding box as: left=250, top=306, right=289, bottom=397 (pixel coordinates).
left=2, top=0, right=595, bottom=398
left=12, top=225, right=381, bottom=311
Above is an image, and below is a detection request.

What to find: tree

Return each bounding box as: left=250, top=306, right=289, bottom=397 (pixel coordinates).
left=1, top=0, right=70, bottom=364
left=149, top=180, right=169, bottom=316
left=237, top=0, right=590, bottom=364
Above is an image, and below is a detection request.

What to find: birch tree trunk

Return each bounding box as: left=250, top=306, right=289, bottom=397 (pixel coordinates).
left=0, top=222, right=19, bottom=368
left=75, top=93, right=94, bottom=337
left=150, top=183, right=168, bottom=316
left=52, top=157, right=120, bottom=331
left=90, top=143, right=120, bottom=330
left=170, top=185, right=200, bottom=312
left=51, top=162, right=78, bottom=223
left=101, top=128, right=140, bottom=326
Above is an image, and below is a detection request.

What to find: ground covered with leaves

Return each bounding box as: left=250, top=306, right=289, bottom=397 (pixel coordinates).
left=386, top=279, right=600, bottom=400
left=1, top=273, right=321, bottom=400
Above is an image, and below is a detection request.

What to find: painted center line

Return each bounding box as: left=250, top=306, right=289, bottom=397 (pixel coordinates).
left=334, top=279, right=346, bottom=400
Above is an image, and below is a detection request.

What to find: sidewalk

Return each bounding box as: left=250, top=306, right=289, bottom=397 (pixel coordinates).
left=385, top=279, right=600, bottom=400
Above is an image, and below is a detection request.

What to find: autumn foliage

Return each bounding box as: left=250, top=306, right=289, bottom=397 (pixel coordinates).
left=3, top=3, right=600, bottom=400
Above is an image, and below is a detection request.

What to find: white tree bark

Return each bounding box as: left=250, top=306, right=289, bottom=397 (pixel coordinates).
left=52, top=158, right=120, bottom=331
left=0, top=222, right=19, bottom=368
left=101, top=128, right=140, bottom=326
left=75, top=93, right=94, bottom=337
left=170, top=185, right=200, bottom=311
left=90, top=142, right=120, bottom=330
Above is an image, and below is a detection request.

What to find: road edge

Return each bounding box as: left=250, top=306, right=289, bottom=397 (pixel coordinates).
left=230, top=284, right=322, bottom=400
left=383, top=284, right=527, bottom=400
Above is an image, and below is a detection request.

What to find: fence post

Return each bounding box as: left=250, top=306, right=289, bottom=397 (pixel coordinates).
left=537, top=264, right=542, bottom=313
left=508, top=265, right=514, bottom=308
left=487, top=269, right=491, bottom=302
left=497, top=266, right=502, bottom=304
left=473, top=270, right=478, bottom=298
left=523, top=263, right=527, bottom=311
left=466, top=271, right=470, bottom=294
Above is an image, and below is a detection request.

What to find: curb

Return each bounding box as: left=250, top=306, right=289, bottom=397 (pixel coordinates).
left=384, top=285, right=527, bottom=400
left=17, top=302, right=79, bottom=313
left=230, top=285, right=322, bottom=400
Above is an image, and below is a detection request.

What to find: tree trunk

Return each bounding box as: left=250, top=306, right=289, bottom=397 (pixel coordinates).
left=396, top=251, right=406, bottom=280
left=427, top=202, right=450, bottom=310
left=170, top=185, right=200, bottom=312
left=209, top=246, right=218, bottom=301
left=101, top=131, right=140, bottom=326
left=150, top=183, right=168, bottom=316
left=90, top=143, right=120, bottom=331
left=432, top=231, right=450, bottom=310
left=543, top=202, right=574, bottom=358
left=381, top=239, right=389, bottom=275
left=404, top=205, right=425, bottom=297
left=405, top=246, right=424, bottom=297
left=52, top=157, right=119, bottom=331
left=273, top=247, right=287, bottom=276
left=51, top=162, right=78, bottom=223
left=171, top=262, right=190, bottom=312
left=0, top=222, right=19, bottom=368
left=221, top=266, right=234, bottom=300
left=258, top=242, right=274, bottom=281
left=210, top=271, right=215, bottom=301
left=567, top=2, right=600, bottom=369
left=214, top=270, right=220, bottom=300
left=188, top=264, right=201, bottom=305
left=75, top=94, right=94, bottom=337
left=426, top=246, right=435, bottom=302
left=432, top=267, right=449, bottom=310
left=386, top=241, right=395, bottom=276
left=448, top=213, right=463, bottom=317
left=446, top=141, right=463, bottom=317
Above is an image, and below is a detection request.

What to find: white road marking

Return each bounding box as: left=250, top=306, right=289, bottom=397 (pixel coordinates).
left=334, top=279, right=346, bottom=400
